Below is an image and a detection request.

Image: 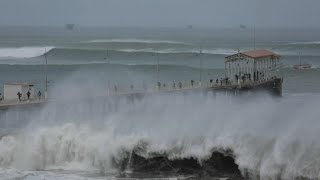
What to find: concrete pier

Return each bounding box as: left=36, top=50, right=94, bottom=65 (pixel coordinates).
left=0, top=77, right=282, bottom=109
left=0, top=99, right=46, bottom=109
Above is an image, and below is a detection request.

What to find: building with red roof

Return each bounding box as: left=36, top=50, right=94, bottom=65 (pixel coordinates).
left=224, top=50, right=281, bottom=83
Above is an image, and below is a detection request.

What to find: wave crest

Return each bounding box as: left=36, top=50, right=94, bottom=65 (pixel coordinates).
left=0, top=46, right=54, bottom=59
left=84, top=38, right=190, bottom=45
left=1, top=92, right=320, bottom=179
left=117, top=48, right=237, bottom=55
left=288, top=41, right=320, bottom=45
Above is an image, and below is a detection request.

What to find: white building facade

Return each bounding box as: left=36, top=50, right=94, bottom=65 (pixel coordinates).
left=4, top=83, right=35, bottom=101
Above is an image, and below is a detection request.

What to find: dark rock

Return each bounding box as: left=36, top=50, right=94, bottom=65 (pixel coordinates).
left=115, top=150, right=244, bottom=179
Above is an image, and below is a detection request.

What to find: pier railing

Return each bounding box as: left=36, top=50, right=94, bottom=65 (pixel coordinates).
left=0, top=98, right=46, bottom=108
left=0, top=78, right=276, bottom=107
left=107, top=78, right=273, bottom=96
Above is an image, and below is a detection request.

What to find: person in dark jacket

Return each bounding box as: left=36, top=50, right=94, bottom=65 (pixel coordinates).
left=235, top=75, right=239, bottom=81
left=38, top=91, right=42, bottom=100
left=27, top=91, right=31, bottom=100
left=17, top=92, right=22, bottom=101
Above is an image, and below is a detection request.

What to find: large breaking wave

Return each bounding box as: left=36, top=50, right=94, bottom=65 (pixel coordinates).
left=288, top=41, right=320, bottom=45
left=1, top=73, right=320, bottom=179
left=84, top=38, right=190, bottom=45
left=48, top=47, right=237, bottom=56
left=0, top=47, right=54, bottom=59
left=0, top=45, right=317, bottom=62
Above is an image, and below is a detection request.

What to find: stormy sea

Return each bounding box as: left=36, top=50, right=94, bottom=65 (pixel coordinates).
left=0, top=27, right=320, bottom=180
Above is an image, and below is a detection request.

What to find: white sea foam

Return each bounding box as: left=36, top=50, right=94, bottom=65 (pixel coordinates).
left=0, top=76, right=320, bottom=179
left=115, top=48, right=183, bottom=54
left=202, top=48, right=237, bottom=55
left=0, top=46, right=54, bottom=59
left=0, top=168, right=108, bottom=180
left=288, top=41, right=320, bottom=45
left=114, top=48, right=236, bottom=55
left=85, top=38, right=190, bottom=45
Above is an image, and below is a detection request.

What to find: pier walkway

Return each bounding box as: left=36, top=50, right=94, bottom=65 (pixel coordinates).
left=109, top=78, right=278, bottom=96
left=0, top=99, right=46, bottom=108
left=0, top=78, right=281, bottom=108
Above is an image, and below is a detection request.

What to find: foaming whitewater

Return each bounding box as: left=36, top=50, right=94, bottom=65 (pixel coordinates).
left=0, top=46, right=54, bottom=59
left=288, top=41, right=320, bottom=45
left=111, top=48, right=236, bottom=55
left=1, top=77, right=320, bottom=179
left=84, top=38, right=190, bottom=45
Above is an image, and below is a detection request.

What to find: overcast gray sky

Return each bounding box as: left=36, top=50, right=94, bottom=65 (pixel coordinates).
left=0, top=0, right=319, bottom=28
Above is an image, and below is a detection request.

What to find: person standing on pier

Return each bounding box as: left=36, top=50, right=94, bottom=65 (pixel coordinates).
left=38, top=91, right=42, bottom=100
left=178, top=82, right=182, bottom=89
left=235, top=75, right=239, bottom=81
left=191, top=80, right=194, bottom=87
left=17, top=92, right=22, bottom=101
left=172, top=81, right=176, bottom=89
left=27, top=91, right=31, bottom=100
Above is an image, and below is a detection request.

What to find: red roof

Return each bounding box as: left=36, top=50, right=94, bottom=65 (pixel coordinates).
left=241, top=50, right=279, bottom=58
